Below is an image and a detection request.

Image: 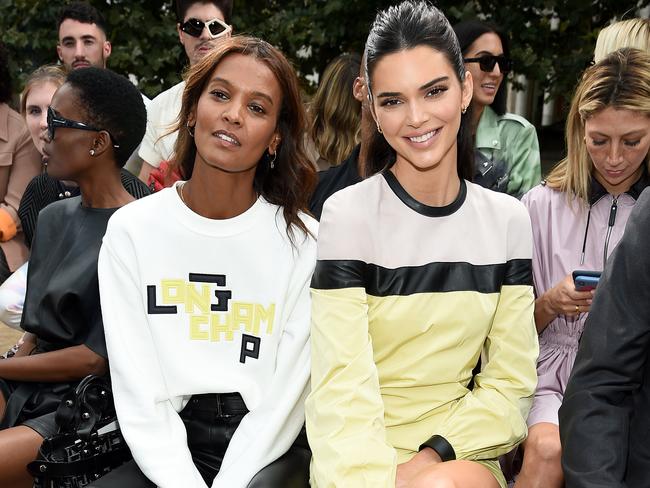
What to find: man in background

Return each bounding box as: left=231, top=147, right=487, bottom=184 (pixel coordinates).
left=138, top=0, right=233, bottom=183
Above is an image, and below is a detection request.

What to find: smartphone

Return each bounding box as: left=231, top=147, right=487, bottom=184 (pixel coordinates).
left=572, top=270, right=602, bottom=291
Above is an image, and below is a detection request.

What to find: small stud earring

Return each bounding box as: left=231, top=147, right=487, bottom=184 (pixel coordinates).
left=461, top=106, right=467, bottom=115
left=89, top=149, right=95, bottom=156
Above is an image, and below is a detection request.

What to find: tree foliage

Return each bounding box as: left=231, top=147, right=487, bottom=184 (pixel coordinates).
left=0, top=0, right=647, bottom=102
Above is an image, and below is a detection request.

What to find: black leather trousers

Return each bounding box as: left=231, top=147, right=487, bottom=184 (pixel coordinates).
left=88, top=393, right=310, bottom=488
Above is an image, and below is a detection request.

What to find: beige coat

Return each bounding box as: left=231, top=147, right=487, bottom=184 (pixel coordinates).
left=0, top=103, right=42, bottom=271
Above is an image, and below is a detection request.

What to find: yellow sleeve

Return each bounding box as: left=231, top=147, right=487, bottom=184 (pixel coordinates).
left=430, top=282, right=538, bottom=460
left=307, top=284, right=397, bottom=487
left=425, top=207, right=539, bottom=460
left=306, top=196, right=396, bottom=487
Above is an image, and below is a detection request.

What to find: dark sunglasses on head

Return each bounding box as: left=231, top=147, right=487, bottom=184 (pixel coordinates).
left=180, top=17, right=232, bottom=39
left=47, top=106, right=120, bottom=148
left=463, top=55, right=512, bottom=74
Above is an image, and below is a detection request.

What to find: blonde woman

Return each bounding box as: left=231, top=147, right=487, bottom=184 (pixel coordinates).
left=594, top=18, right=650, bottom=62
left=308, top=53, right=361, bottom=170
left=515, top=48, right=650, bottom=488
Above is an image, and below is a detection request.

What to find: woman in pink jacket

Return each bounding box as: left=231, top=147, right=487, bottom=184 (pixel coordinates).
left=514, top=48, right=650, bottom=488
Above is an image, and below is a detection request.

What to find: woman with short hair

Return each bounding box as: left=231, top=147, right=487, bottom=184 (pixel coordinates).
left=0, top=66, right=147, bottom=488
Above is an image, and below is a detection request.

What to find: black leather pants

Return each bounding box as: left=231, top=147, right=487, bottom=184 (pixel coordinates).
left=88, top=393, right=310, bottom=488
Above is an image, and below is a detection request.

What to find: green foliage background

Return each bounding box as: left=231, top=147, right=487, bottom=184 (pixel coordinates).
left=1, top=0, right=647, bottom=104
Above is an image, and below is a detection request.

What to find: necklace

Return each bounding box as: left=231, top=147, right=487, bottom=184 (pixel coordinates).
left=178, top=181, right=188, bottom=206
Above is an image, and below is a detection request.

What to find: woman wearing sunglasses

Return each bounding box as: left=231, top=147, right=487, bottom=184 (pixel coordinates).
left=454, top=21, right=541, bottom=198
left=0, top=67, right=146, bottom=488
left=92, top=36, right=316, bottom=488
left=0, top=64, right=149, bottom=338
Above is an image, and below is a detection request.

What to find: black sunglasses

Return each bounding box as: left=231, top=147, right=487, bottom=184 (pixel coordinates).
left=463, top=55, right=512, bottom=74
left=47, top=106, right=120, bottom=148
left=180, top=17, right=232, bottom=39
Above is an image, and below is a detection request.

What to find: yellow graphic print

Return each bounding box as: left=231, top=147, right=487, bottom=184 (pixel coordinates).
left=146, top=273, right=276, bottom=363
left=159, top=279, right=276, bottom=342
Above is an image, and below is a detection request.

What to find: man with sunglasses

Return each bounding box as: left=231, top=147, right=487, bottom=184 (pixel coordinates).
left=138, top=0, right=233, bottom=183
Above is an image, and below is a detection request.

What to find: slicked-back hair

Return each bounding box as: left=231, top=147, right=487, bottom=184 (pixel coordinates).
left=176, top=0, right=233, bottom=24
left=363, top=0, right=474, bottom=180
left=65, top=67, right=146, bottom=167
left=0, top=43, right=11, bottom=104
left=173, top=35, right=316, bottom=244
left=546, top=48, right=650, bottom=204
left=453, top=20, right=510, bottom=116
left=57, top=2, right=108, bottom=37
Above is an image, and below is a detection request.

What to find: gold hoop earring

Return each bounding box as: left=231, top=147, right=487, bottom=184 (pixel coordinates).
left=376, top=123, right=383, bottom=134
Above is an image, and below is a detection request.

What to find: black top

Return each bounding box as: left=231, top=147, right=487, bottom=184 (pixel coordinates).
left=309, top=145, right=362, bottom=221
left=18, top=169, right=150, bottom=248
left=20, top=196, right=117, bottom=358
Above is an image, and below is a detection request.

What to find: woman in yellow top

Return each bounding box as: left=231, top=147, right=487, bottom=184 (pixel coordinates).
left=306, top=2, right=539, bottom=487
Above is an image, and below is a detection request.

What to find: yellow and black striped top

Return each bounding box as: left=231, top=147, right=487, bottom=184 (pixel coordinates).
left=306, top=171, right=539, bottom=487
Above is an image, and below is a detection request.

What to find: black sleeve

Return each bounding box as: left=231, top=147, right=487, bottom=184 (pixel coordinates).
left=559, top=189, right=650, bottom=488
left=18, top=174, right=46, bottom=249
left=120, top=169, right=152, bottom=200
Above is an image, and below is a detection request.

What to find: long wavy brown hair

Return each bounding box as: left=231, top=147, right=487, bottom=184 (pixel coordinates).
left=173, top=36, right=316, bottom=242
left=309, top=53, right=361, bottom=165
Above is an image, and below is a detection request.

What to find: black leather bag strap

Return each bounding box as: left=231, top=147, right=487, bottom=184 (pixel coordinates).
left=27, top=446, right=132, bottom=478
left=55, top=375, right=113, bottom=439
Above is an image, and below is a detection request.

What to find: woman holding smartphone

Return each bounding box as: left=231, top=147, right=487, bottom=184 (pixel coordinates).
left=515, top=48, right=650, bottom=488
left=307, top=2, right=538, bottom=487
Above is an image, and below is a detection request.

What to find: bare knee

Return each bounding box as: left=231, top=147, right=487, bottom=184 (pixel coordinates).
left=526, top=426, right=562, bottom=464
left=411, top=471, right=458, bottom=488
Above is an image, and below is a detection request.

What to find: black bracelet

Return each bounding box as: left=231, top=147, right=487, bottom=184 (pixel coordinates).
left=419, top=435, right=456, bottom=462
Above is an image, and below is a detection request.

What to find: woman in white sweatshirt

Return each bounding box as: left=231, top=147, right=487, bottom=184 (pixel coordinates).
left=93, top=36, right=318, bottom=488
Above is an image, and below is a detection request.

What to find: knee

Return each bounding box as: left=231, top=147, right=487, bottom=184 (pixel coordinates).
left=526, top=428, right=562, bottom=464
left=410, top=471, right=458, bottom=488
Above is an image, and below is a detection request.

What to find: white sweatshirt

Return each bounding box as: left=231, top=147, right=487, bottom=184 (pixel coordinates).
left=98, top=185, right=317, bottom=488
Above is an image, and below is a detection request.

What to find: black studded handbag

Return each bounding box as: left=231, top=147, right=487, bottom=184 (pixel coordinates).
left=27, top=375, right=132, bottom=488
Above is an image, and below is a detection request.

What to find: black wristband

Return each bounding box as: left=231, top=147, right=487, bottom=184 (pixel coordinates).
left=419, top=435, right=456, bottom=462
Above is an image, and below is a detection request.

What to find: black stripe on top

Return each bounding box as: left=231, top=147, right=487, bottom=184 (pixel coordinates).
left=312, top=258, right=532, bottom=296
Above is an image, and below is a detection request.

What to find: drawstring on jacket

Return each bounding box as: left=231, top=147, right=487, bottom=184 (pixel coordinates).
left=579, top=208, right=591, bottom=266
left=579, top=195, right=619, bottom=268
